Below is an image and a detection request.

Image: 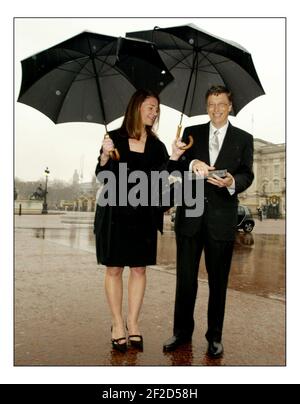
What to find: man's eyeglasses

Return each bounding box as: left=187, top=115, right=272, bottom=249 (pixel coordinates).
left=207, top=103, right=230, bottom=110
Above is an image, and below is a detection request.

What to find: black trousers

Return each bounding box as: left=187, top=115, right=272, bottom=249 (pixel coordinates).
left=174, top=221, right=234, bottom=343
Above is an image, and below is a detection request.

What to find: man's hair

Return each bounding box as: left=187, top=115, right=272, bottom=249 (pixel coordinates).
left=205, top=85, right=233, bottom=104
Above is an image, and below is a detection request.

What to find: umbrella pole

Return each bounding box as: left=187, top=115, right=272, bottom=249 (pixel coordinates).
left=90, top=56, right=120, bottom=161
left=175, top=97, right=194, bottom=151
left=181, top=51, right=197, bottom=119
left=175, top=52, right=197, bottom=151
left=176, top=121, right=194, bottom=151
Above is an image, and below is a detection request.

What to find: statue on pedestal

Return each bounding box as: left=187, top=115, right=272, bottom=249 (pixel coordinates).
left=29, top=184, right=45, bottom=200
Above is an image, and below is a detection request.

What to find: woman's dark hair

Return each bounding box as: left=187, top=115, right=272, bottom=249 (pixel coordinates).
left=120, top=89, right=160, bottom=140
left=205, top=85, right=233, bottom=104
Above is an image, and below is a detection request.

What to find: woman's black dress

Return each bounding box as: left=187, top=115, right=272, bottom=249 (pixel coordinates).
left=94, top=130, right=177, bottom=268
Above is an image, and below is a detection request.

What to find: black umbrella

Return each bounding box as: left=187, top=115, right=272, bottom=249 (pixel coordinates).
left=127, top=24, right=265, bottom=147
left=18, top=31, right=173, bottom=159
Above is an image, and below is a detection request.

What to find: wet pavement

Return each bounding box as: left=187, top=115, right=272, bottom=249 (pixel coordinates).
left=14, top=212, right=285, bottom=366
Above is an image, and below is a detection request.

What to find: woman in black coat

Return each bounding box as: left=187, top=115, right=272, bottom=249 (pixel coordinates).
left=94, top=89, right=185, bottom=351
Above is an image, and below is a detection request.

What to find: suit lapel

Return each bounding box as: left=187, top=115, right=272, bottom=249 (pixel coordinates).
left=194, top=123, right=210, bottom=164
left=214, top=122, right=235, bottom=168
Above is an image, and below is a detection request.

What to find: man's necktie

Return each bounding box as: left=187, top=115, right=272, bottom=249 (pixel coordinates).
left=210, top=129, right=220, bottom=166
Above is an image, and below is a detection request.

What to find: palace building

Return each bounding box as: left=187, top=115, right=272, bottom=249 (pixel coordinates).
left=239, top=139, right=285, bottom=217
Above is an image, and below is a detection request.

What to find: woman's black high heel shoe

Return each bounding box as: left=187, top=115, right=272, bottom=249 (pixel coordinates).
left=126, top=324, right=143, bottom=350
left=128, top=334, right=143, bottom=350
left=111, top=326, right=127, bottom=353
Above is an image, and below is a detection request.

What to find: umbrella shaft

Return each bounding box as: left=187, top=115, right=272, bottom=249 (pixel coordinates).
left=90, top=55, right=108, bottom=132
left=181, top=51, right=197, bottom=117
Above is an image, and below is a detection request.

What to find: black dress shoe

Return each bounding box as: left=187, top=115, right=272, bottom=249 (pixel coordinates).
left=207, top=341, right=224, bottom=358
left=163, top=335, right=191, bottom=352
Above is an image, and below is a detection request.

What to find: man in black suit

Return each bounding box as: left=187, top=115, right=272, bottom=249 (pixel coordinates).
left=163, top=85, right=254, bottom=357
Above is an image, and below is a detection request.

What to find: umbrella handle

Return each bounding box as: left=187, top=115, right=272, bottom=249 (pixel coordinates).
left=176, top=125, right=194, bottom=150
left=110, top=149, right=120, bottom=161
left=104, top=134, right=120, bottom=161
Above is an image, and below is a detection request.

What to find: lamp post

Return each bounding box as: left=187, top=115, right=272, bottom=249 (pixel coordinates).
left=42, top=167, right=50, bottom=214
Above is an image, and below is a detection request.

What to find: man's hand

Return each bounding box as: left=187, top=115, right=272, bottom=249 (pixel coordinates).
left=192, top=160, right=215, bottom=177
left=207, top=172, right=234, bottom=188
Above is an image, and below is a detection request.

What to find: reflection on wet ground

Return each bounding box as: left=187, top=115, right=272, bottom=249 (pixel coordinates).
left=108, top=342, right=196, bottom=366
left=15, top=216, right=285, bottom=366
left=149, top=229, right=284, bottom=301
left=92, top=338, right=226, bottom=366
left=158, top=231, right=285, bottom=300
left=31, top=224, right=285, bottom=301
left=229, top=233, right=285, bottom=301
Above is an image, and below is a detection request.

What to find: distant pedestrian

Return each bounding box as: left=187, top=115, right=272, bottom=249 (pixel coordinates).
left=257, top=207, right=263, bottom=221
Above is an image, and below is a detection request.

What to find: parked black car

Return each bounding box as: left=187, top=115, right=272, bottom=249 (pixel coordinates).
left=237, top=205, right=255, bottom=233
left=170, top=205, right=255, bottom=233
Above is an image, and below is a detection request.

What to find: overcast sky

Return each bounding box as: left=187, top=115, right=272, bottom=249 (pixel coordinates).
left=15, top=17, right=285, bottom=183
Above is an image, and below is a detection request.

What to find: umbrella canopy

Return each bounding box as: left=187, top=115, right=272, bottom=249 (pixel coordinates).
left=18, top=31, right=173, bottom=128
left=126, top=23, right=265, bottom=117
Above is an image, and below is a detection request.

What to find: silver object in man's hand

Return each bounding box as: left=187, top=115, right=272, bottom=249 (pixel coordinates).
left=206, top=169, right=227, bottom=179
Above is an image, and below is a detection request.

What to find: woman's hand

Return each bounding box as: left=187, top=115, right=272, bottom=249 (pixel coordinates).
left=170, top=139, right=187, bottom=161
left=99, top=136, right=115, bottom=166
left=102, top=136, right=115, bottom=158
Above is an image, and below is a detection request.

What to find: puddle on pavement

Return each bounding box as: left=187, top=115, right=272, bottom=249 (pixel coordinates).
left=29, top=226, right=285, bottom=301
left=32, top=226, right=96, bottom=253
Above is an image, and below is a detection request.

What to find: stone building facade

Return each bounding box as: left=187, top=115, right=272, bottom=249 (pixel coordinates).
left=239, top=139, right=285, bottom=217
left=60, top=175, right=97, bottom=212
